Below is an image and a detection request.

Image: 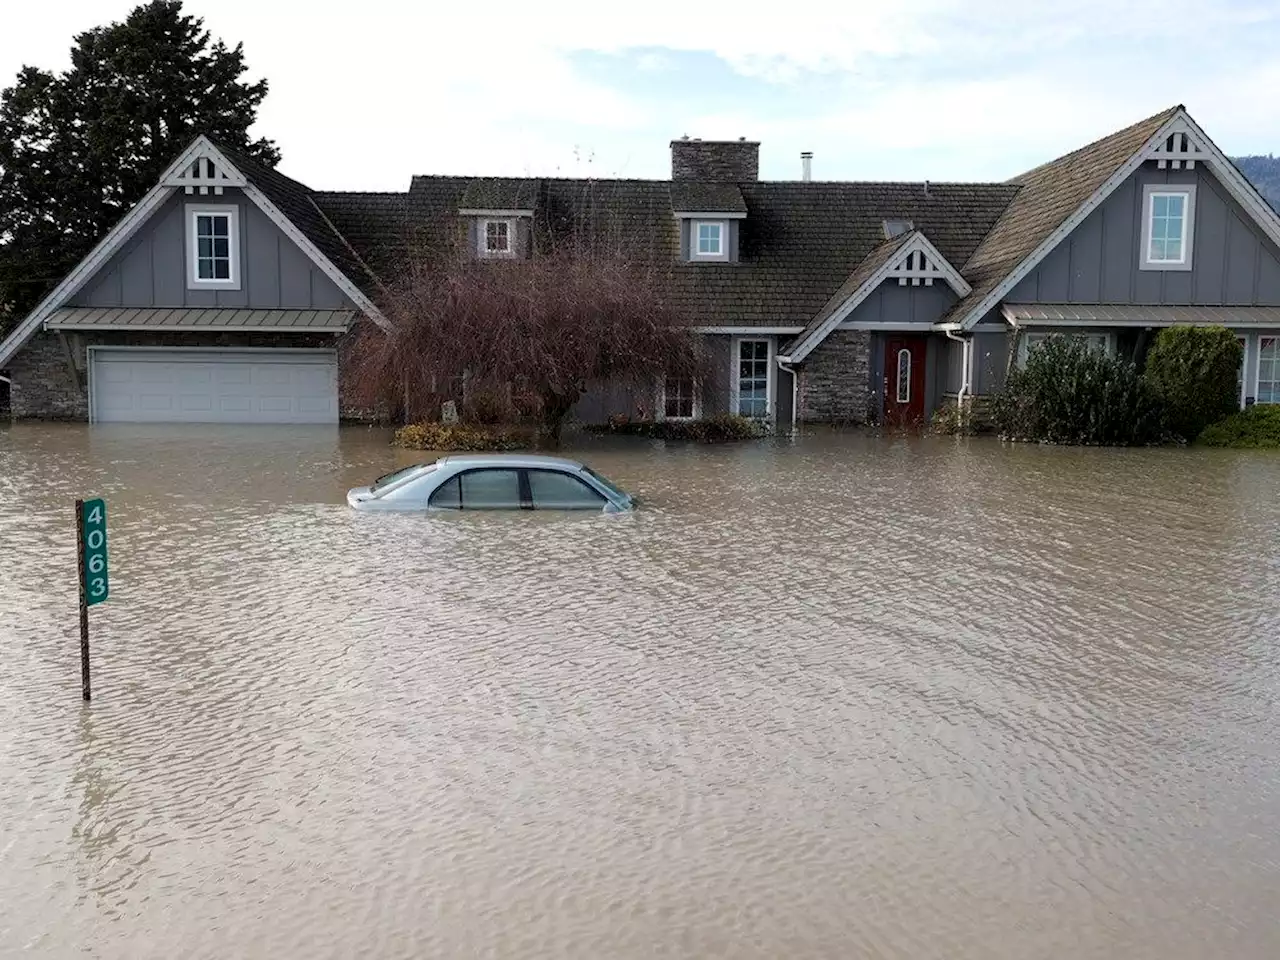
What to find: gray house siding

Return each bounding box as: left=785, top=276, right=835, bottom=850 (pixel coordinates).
left=70, top=189, right=355, bottom=311
left=1008, top=163, right=1280, bottom=307
left=973, top=332, right=1010, bottom=394
left=846, top=280, right=957, bottom=325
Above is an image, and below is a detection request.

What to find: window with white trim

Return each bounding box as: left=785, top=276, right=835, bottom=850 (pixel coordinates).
left=661, top=376, right=699, bottom=420
left=692, top=220, right=727, bottom=260
left=480, top=219, right=514, bottom=256
left=1257, top=336, right=1280, bottom=404
left=187, top=205, right=239, bottom=288
left=896, top=349, right=912, bottom=403
left=734, top=339, right=771, bottom=418
left=1140, top=185, right=1195, bottom=270
left=1019, top=331, right=1112, bottom=366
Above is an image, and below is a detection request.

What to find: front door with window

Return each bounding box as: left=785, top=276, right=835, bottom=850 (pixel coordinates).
left=883, top=335, right=927, bottom=425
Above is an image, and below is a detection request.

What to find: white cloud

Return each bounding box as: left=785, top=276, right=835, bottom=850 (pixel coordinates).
left=1, top=0, right=1278, bottom=186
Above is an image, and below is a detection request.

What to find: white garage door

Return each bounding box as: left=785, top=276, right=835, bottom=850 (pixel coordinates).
left=90, top=349, right=339, bottom=424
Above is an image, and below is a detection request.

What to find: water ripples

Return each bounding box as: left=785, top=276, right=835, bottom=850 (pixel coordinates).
left=2, top=424, right=1280, bottom=958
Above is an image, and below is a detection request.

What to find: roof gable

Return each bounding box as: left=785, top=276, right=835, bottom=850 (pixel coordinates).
left=946, top=106, right=1280, bottom=329
left=781, top=230, right=972, bottom=363
left=0, top=138, right=387, bottom=368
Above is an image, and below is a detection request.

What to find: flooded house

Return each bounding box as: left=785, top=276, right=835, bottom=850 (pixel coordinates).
left=3, top=105, right=1279, bottom=428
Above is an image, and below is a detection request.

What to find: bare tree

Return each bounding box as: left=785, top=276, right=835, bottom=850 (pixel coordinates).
left=349, top=239, right=703, bottom=443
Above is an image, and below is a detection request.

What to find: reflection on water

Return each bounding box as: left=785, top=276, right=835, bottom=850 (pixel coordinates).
left=3, top=422, right=1280, bottom=959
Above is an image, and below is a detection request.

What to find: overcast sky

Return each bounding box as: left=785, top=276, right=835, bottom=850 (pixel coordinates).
left=2, top=0, right=1279, bottom=190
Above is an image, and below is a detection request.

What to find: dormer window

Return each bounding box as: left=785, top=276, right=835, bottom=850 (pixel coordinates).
left=1140, top=184, right=1195, bottom=271
left=187, top=204, right=239, bottom=288
left=691, top=219, right=729, bottom=261
left=696, top=222, right=722, bottom=256
left=482, top=219, right=513, bottom=256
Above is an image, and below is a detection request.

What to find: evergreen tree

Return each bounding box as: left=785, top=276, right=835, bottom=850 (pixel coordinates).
left=0, top=1, right=277, bottom=336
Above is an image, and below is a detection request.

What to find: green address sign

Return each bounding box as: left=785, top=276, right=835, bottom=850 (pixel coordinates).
left=81, top=497, right=108, bottom=606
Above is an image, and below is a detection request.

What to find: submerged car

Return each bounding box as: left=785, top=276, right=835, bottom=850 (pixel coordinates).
left=348, top=454, right=635, bottom=513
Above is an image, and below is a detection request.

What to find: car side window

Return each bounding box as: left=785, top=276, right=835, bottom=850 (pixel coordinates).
left=429, top=475, right=461, bottom=509
left=459, top=469, right=523, bottom=509
left=527, top=469, right=607, bottom=510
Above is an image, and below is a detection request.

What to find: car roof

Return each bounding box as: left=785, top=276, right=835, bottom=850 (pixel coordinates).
left=438, top=453, right=586, bottom=469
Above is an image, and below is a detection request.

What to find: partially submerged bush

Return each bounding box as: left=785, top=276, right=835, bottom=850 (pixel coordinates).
left=588, top=414, right=767, bottom=443
left=1143, top=326, right=1242, bottom=442
left=392, top=421, right=527, bottom=451
left=930, top=402, right=977, bottom=436
left=991, top=335, right=1163, bottom=445
left=1197, top=405, right=1280, bottom=448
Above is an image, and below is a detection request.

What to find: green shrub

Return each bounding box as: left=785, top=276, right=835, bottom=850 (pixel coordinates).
left=587, top=414, right=767, bottom=443
left=392, top=421, right=528, bottom=451
left=991, top=335, right=1163, bottom=445
left=1197, top=405, right=1280, bottom=448
left=1143, top=326, right=1243, bottom=441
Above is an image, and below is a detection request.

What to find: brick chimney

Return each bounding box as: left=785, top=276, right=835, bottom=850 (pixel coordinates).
left=671, top=136, right=760, bottom=182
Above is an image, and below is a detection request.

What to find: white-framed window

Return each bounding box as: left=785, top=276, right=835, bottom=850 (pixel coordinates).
left=691, top=220, right=728, bottom=261
left=187, top=204, right=239, bottom=288
left=896, top=348, right=912, bottom=403
left=1257, top=336, right=1280, bottom=404
left=733, top=338, right=772, bottom=418
left=1140, top=184, right=1196, bottom=271
left=1018, top=331, right=1113, bottom=366
left=480, top=219, right=515, bottom=257
left=659, top=376, right=700, bottom=420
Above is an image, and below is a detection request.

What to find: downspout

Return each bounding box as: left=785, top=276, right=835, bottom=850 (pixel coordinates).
left=776, top=356, right=799, bottom=434
left=944, top=329, right=972, bottom=406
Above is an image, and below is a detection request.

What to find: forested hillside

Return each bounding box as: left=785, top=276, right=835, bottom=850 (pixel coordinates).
left=1235, top=155, right=1280, bottom=210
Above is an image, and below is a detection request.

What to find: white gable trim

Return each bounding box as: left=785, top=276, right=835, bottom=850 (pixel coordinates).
left=958, top=109, right=1280, bottom=331
left=780, top=232, right=971, bottom=364
left=0, top=137, right=387, bottom=369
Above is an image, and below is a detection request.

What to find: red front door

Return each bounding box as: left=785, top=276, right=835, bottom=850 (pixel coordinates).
left=883, top=335, right=927, bottom=425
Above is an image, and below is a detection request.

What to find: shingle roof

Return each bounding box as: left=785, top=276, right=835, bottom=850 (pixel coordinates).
left=235, top=107, right=1186, bottom=334
left=217, top=145, right=384, bottom=297
left=459, top=178, right=540, bottom=212
left=784, top=230, right=917, bottom=354
left=318, top=177, right=1017, bottom=328
left=670, top=182, right=747, bottom=214
left=943, top=105, right=1181, bottom=324
left=312, top=192, right=412, bottom=281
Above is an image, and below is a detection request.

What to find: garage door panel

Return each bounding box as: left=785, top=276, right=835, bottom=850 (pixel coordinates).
left=92, top=350, right=338, bottom=424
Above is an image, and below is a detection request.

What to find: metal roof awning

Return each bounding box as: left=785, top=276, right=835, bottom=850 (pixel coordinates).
left=44, top=307, right=356, bottom=333
left=1002, top=303, right=1280, bottom=327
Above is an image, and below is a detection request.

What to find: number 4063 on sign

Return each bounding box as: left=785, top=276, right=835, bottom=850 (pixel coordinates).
left=82, top=497, right=109, bottom=606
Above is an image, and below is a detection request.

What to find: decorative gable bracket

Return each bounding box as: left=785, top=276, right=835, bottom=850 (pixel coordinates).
left=162, top=153, right=247, bottom=195
left=889, top=247, right=950, bottom=286
left=1144, top=124, right=1210, bottom=170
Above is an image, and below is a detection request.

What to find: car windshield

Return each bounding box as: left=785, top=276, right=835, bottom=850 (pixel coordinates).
left=582, top=466, right=628, bottom=501
left=371, top=463, right=435, bottom=492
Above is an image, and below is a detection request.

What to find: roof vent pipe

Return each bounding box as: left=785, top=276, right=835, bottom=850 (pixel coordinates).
left=801, top=151, right=813, bottom=182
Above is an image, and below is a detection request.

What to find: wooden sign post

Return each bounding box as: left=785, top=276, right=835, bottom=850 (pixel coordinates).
left=75, top=497, right=109, bottom=701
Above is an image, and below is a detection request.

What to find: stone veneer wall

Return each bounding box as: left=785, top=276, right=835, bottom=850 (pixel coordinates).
left=7, top=330, right=364, bottom=421
left=798, top=330, right=872, bottom=423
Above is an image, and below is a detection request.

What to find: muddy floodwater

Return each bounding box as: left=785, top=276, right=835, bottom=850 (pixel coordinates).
left=2, top=423, right=1279, bottom=959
